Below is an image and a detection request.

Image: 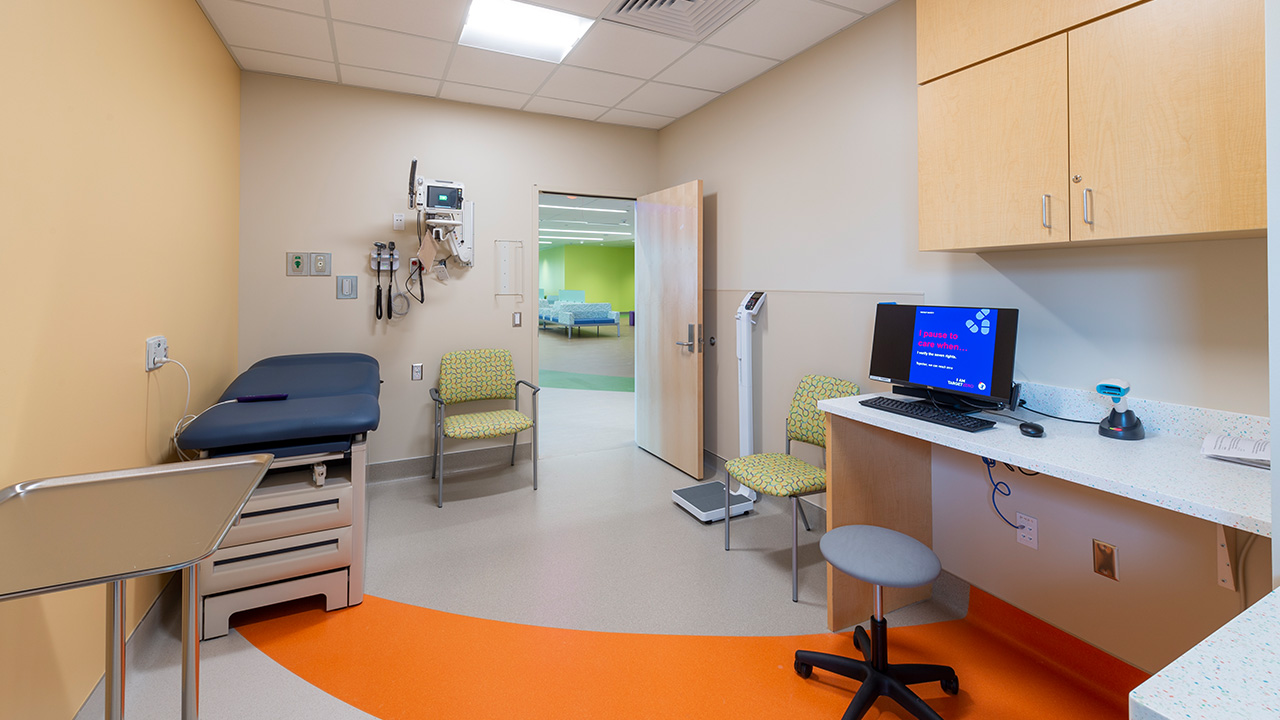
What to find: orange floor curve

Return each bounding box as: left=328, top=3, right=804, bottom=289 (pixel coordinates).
left=237, top=589, right=1147, bottom=719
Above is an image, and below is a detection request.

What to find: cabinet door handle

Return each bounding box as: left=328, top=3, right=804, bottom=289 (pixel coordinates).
left=1042, top=194, right=1051, bottom=229
left=1083, top=188, right=1094, bottom=225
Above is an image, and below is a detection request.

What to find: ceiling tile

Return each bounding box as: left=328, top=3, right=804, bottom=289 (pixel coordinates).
left=524, top=96, right=608, bottom=121
left=538, top=66, right=644, bottom=107
left=597, top=108, right=673, bottom=130
left=439, top=82, right=530, bottom=110
left=201, top=0, right=333, bottom=61
left=528, top=0, right=613, bottom=18
left=238, top=0, right=325, bottom=15
left=562, top=22, right=693, bottom=79
left=706, top=0, right=859, bottom=61
left=233, top=46, right=337, bottom=81
left=617, top=82, right=717, bottom=117
left=333, top=22, right=452, bottom=78
left=653, top=45, right=777, bottom=92
left=340, top=66, right=441, bottom=97
left=823, top=0, right=893, bottom=13
left=329, top=0, right=469, bottom=43
left=445, top=46, right=557, bottom=94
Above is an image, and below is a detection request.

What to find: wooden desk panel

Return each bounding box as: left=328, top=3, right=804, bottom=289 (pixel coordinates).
left=825, top=414, right=935, bottom=631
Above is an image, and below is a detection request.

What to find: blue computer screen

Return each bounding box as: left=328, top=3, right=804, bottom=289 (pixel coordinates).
left=906, top=306, right=998, bottom=396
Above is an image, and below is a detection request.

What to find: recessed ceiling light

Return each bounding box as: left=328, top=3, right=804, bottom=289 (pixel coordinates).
left=539, top=204, right=628, bottom=213
left=538, top=240, right=552, bottom=244
left=460, top=0, right=593, bottom=64
left=540, top=235, right=604, bottom=241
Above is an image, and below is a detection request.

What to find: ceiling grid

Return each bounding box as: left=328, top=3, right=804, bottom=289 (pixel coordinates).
left=197, top=0, right=894, bottom=128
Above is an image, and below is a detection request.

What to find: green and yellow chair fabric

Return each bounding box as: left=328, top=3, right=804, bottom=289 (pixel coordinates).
left=429, top=349, right=539, bottom=508
left=724, top=374, right=859, bottom=602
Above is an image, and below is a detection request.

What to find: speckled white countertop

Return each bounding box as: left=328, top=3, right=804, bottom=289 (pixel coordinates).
left=818, top=392, right=1271, bottom=537
left=1129, top=587, right=1280, bottom=719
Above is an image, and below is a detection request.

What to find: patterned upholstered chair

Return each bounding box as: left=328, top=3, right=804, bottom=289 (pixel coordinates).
left=724, top=374, right=859, bottom=602
left=429, top=349, right=539, bottom=508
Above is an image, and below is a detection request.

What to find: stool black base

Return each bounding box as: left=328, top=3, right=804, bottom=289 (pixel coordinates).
left=795, top=617, right=959, bottom=720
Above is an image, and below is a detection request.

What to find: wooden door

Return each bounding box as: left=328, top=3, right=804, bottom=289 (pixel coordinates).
left=917, top=0, right=1139, bottom=84
left=918, top=35, right=1069, bottom=251
left=1068, top=0, right=1265, bottom=243
left=635, top=180, right=703, bottom=478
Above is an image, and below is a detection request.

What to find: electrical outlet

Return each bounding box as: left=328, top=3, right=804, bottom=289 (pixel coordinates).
left=411, top=363, right=423, bottom=381
left=393, top=213, right=405, bottom=230
left=1016, top=513, right=1038, bottom=549
left=311, top=252, right=332, bottom=276
left=286, top=252, right=310, bottom=276
left=513, top=311, right=522, bottom=327
left=1093, top=540, right=1118, bottom=581
left=145, top=336, right=168, bottom=371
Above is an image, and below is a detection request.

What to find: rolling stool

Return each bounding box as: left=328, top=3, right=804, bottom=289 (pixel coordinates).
left=794, top=525, right=959, bottom=720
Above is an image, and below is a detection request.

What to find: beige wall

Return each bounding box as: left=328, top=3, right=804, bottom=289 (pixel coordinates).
left=659, top=0, right=1270, bottom=670
left=238, top=75, right=659, bottom=464
left=0, top=1, right=240, bottom=717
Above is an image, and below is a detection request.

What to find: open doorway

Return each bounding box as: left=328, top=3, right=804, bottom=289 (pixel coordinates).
left=536, top=191, right=637, bottom=393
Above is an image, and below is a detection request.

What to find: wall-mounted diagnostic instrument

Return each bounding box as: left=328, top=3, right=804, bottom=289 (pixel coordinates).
left=408, top=158, right=474, bottom=268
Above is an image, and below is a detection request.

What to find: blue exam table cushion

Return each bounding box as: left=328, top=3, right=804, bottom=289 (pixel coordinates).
left=221, top=353, right=380, bottom=401
left=177, top=353, right=381, bottom=457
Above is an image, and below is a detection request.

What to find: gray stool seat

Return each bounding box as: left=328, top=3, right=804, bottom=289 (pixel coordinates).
left=820, top=525, right=941, bottom=589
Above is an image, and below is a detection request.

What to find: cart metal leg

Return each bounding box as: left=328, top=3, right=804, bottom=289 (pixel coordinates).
left=182, top=565, right=199, bottom=719
left=106, top=581, right=126, bottom=720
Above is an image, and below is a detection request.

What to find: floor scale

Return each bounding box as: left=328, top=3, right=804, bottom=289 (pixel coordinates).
left=672, top=291, right=766, bottom=522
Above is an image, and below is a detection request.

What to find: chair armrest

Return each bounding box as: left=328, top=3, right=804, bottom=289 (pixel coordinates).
left=430, top=387, right=444, bottom=406
left=516, top=379, right=541, bottom=395
left=609, top=311, right=620, bottom=322
left=515, top=379, right=539, bottom=416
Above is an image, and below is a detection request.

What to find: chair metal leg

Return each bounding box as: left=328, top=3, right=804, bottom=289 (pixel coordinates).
left=436, top=424, right=445, bottom=509
left=792, top=496, right=800, bottom=602
left=724, top=475, right=732, bottom=551
left=797, top=498, right=812, bottom=532
left=510, top=434, right=518, bottom=466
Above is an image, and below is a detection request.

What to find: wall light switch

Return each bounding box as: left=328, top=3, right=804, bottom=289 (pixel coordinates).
left=337, top=276, right=358, bottom=299
left=411, top=363, right=423, bottom=381
left=513, top=311, right=522, bottom=327
left=287, top=252, right=310, bottom=276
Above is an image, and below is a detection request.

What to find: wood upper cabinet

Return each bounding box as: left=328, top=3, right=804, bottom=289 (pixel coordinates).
left=917, top=0, right=1140, bottom=84
left=918, top=35, right=1069, bottom=252
left=1067, top=0, right=1265, bottom=243
left=918, top=0, right=1265, bottom=252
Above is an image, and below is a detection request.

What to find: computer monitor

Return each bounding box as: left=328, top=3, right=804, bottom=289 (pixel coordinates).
left=868, top=303, right=1019, bottom=408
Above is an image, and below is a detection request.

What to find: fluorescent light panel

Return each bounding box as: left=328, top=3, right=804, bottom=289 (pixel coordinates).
left=539, top=204, right=628, bottom=213
left=540, top=235, right=606, bottom=241
left=459, top=0, right=593, bottom=64
left=538, top=228, right=631, bottom=235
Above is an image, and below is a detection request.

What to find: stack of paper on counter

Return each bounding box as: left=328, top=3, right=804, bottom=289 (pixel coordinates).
left=1201, top=433, right=1270, bottom=469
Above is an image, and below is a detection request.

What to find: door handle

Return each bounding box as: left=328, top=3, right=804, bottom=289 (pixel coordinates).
left=675, top=324, right=695, bottom=352
left=1042, top=194, right=1051, bottom=229
left=1082, top=188, right=1094, bottom=226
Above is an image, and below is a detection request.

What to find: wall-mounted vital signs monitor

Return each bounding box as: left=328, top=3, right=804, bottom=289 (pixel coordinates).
left=869, top=303, right=1019, bottom=408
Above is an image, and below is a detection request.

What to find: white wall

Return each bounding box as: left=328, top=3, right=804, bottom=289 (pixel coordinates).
left=239, top=74, right=659, bottom=464
left=658, top=0, right=1270, bottom=670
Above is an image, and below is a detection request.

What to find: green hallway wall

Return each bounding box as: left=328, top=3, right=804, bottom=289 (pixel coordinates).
left=563, top=245, right=635, bottom=312
left=539, top=245, right=565, bottom=298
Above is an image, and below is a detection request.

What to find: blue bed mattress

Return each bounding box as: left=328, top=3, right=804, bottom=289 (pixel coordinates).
left=177, top=353, right=381, bottom=458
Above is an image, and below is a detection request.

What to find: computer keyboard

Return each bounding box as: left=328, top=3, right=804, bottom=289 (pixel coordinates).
left=859, top=396, right=996, bottom=432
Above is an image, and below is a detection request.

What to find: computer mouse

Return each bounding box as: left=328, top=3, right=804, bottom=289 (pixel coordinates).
left=1019, top=422, right=1045, bottom=438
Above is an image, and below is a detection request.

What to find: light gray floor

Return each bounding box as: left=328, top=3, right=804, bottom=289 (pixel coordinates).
left=538, top=321, right=635, bottom=376
left=76, top=385, right=966, bottom=719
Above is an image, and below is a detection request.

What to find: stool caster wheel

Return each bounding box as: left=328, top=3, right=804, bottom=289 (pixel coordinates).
left=941, top=676, right=959, bottom=695
left=794, top=660, right=813, bottom=679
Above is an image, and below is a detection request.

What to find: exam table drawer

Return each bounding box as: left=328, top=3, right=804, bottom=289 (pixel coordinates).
left=199, top=526, right=352, bottom=596
left=220, top=466, right=353, bottom=548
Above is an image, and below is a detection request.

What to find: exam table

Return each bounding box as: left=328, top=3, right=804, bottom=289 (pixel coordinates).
left=177, top=352, right=380, bottom=638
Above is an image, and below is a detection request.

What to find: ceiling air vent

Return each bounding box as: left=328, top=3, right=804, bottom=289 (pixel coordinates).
left=605, top=0, right=755, bottom=42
